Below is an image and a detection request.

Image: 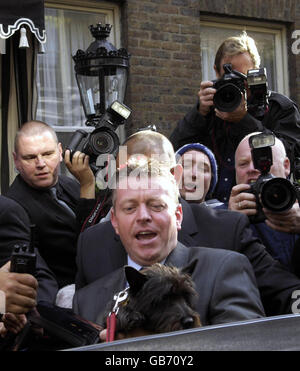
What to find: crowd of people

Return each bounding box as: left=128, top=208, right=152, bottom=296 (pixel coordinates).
left=1, top=31, right=300, bottom=349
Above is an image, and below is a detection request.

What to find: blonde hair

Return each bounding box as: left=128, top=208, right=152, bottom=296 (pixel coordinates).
left=112, top=157, right=180, bottom=208
left=214, top=31, right=260, bottom=74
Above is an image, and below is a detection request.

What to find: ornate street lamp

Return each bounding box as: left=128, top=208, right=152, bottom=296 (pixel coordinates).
left=68, top=23, right=131, bottom=164
left=72, top=23, right=130, bottom=124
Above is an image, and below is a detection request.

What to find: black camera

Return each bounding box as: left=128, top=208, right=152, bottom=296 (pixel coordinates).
left=213, top=63, right=247, bottom=112
left=213, top=64, right=268, bottom=116
left=247, top=133, right=297, bottom=223
left=66, top=100, right=131, bottom=172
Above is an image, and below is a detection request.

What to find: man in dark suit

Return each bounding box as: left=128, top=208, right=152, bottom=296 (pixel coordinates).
left=5, top=121, right=93, bottom=289
left=73, top=161, right=265, bottom=327
left=75, top=130, right=300, bottom=317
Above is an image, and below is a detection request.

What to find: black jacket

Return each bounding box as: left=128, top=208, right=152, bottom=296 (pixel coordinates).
left=170, top=91, right=300, bottom=202
left=6, top=175, right=80, bottom=288
left=75, top=199, right=300, bottom=316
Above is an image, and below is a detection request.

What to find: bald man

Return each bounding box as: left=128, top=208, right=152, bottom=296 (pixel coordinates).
left=229, top=132, right=294, bottom=223
left=6, top=121, right=86, bottom=289
left=225, top=132, right=300, bottom=272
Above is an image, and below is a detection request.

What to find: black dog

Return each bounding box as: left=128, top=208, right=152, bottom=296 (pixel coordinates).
left=103, top=263, right=201, bottom=339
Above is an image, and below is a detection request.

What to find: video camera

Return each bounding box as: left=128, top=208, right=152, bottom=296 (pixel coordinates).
left=212, top=64, right=268, bottom=117
left=247, top=133, right=297, bottom=223
left=66, top=100, right=131, bottom=172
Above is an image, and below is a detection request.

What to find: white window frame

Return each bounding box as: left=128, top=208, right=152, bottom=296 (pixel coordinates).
left=200, top=17, right=289, bottom=96
left=45, top=0, right=121, bottom=48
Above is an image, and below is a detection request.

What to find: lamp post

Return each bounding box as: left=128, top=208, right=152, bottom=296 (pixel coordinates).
left=68, top=23, right=131, bottom=166
left=72, top=23, right=130, bottom=126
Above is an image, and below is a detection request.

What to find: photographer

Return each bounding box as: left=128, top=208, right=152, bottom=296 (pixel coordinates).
left=226, top=132, right=300, bottom=273
left=170, top=32, right=300, bottom=203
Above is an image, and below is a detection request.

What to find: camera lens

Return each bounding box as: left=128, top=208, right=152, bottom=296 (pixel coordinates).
left=214, top=83, right=242, bottom=112
left=261, top=177, right=296, bottom=212
left=88, top=128, right=119, bottom=156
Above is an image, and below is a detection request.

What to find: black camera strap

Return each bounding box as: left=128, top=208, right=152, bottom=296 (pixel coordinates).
left=80, top=189, right=111, bottom=232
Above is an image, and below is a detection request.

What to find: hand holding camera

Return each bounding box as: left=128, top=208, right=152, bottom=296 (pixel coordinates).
left=228, top=183, right=258, bottom=217
left=215, top=95, right=247, bottom=123
left=231, top=133, right=299, bottom=225
left=198, top=63, right=268, bottom=121
left=64, top=149, right=95, bottom=199
left=246, top=133, right=297, bottom=223
left=264, top=202, right=300, bottom=234
left=198, top=80, right=216, bottom=116
left=229, top=177, right=299, bottom=228
left=198, top=79, right=247, bottom=122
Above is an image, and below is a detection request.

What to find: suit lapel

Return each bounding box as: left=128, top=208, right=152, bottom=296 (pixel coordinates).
left=95, top=267, right=127, bottom=324
left=166, top=242, right=189, bottom=268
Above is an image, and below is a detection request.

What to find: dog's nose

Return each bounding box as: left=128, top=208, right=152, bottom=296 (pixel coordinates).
left=181, top=317, right=194, bottom=329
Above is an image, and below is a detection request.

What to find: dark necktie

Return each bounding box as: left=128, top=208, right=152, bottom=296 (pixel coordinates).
left=50, top=187, right=76, bottom=218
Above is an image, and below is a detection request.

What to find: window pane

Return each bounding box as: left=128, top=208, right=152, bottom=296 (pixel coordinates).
left=36, top=6, right=124, bottom=176
left=200, top=25, right=277, bottom=91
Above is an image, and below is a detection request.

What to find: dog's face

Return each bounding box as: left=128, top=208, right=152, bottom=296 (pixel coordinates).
left=109, top=263, right=201, bottom=337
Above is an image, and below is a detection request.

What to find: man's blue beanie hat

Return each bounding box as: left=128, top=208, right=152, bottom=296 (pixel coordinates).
left=175, top=143, right=218, bottom=197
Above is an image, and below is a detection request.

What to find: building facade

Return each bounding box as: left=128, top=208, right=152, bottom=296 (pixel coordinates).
left=39, top=0, right=300, bottom=138
left=1, top=0, right=300, bottom=188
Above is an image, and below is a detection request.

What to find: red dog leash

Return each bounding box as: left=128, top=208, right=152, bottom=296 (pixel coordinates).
left=106, top=288, right=129, bottom=342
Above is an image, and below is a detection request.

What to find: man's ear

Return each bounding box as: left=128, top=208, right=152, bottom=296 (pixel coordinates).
left=284, top=157, right=291, bottom=178
left=125, top=266, right=148, bottom=295
left=58, top=142, right=63, bottom=162
left=110, top=207, right=119, bottom=235
left=171, top=164, right=183, bottom=185
left=175, top=204, right=183, bottom=231
left=13, top=152, right=20, bottom=171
